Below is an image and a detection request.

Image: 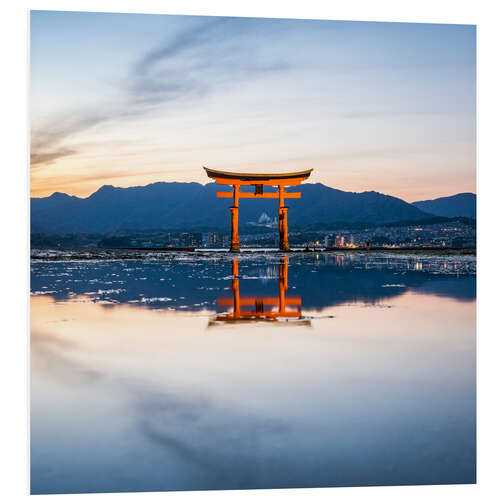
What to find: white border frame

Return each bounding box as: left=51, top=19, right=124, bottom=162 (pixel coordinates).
left=2, top=1, right=498, bottom=499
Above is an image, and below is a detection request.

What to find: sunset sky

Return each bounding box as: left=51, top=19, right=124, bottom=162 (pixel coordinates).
left=30, top=11, right=476, bottom=202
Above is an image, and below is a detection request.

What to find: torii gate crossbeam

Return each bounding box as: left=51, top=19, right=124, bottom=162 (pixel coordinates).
left=204, top=167, right=313, bottom=252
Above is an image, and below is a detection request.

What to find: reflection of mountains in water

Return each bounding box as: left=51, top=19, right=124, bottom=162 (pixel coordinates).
left=30, top=253, right=476, bottom=312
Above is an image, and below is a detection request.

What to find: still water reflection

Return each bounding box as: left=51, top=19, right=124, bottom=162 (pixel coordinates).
left=30, top=252, right=476, bottom=494
left=211, top=257, right=309, bottom=327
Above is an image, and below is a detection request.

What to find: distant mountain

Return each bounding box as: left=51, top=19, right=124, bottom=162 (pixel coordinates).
left=412, top=193, right=476, bottom=219
left=31, top=181, right=433, bottom=234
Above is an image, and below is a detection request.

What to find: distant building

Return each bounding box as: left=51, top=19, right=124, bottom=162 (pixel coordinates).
left=193, top=233, right=202, bottom=247
left=202, top=232, right=224, bottom=248
left=335, top=235, right=345, bottom=247
left=179, top=233, right=202, bottom=247
left=258, top=212, right=272, bottom=224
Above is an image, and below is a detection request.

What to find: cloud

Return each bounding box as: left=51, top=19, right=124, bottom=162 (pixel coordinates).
left=31, top=112, right=108, bottom=168
left=31, top=17, right=289, bottom=168
left=134, top=17, right=228, bottom=76
left=127, top=17, right=288, bottom=107
left=30, top=148, right=77, bottom=167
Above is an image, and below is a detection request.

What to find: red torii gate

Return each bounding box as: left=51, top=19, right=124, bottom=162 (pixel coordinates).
left=204, top=167, right=313, bottom=251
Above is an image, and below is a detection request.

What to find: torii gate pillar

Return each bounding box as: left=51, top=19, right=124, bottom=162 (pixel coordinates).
left=278, top=185, right=290, bottom=251
left=230, top=186, right=240, bottom=252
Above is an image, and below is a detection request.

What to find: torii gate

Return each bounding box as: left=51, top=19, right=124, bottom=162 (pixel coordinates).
left=204, top=167, right=313, bottom=251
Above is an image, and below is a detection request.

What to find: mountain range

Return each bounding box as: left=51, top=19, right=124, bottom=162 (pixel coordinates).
left=412, top=193, right=476, bottom=219
left=31, top=182, right=476, bottom=234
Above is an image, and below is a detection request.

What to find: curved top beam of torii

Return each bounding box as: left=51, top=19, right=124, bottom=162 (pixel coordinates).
left=203, top=167, right=313, bottom=186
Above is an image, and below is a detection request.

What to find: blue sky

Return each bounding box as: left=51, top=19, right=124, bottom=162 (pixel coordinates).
left=30, top=11, right=476, bottom=200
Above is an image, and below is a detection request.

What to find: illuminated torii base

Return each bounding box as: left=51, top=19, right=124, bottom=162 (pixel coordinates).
left=204, top=167, right=313, bottom=251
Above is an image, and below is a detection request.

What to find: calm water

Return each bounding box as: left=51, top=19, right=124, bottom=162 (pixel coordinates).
left=30, top=251, right=476, bottom=494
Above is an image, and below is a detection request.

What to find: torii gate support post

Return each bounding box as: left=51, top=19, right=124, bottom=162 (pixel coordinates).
left=278, top=185, right=291, bottom=251
left=230, top=185, right=240, bottom=252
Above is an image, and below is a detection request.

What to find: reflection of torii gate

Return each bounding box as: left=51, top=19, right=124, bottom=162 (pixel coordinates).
left=204, top=167, right=313, bottom=252
left=214, top=257, right=303, bottom=322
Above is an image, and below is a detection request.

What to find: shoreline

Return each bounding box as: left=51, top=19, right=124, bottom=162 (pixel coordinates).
left=30, top=246, right=476, bottom=261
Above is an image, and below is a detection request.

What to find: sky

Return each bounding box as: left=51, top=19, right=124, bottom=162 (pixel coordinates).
left=30, top=11, right=476, bottom=202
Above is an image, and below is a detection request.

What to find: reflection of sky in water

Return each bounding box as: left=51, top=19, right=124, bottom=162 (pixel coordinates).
left=30, top=253, right=475, bottom=494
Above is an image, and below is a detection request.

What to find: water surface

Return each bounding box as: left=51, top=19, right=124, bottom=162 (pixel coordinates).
left=30, top=251, right=476, bottom=494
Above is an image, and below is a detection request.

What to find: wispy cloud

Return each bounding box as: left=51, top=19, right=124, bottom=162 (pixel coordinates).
left=129, top=17, right=288, bottom=107
left=30, top=112, right=108, bottom=167
left=30, top=148, right=77, bottom=166
left=134, top=17, right=227, bottom=75
left=31, top=17, right=289, bottom=168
